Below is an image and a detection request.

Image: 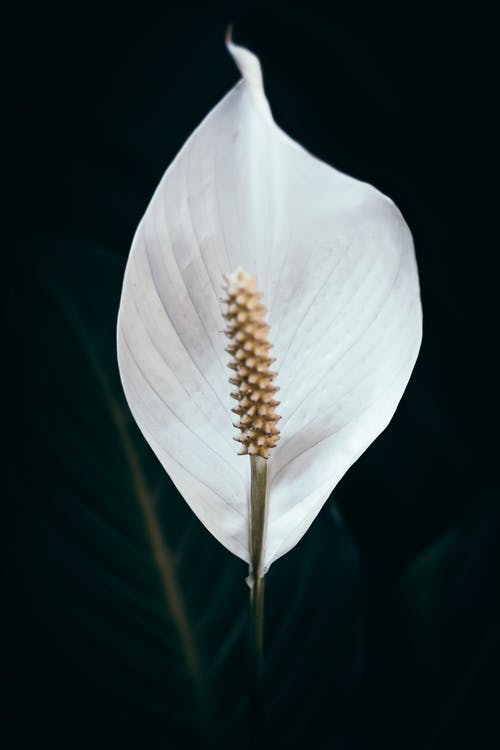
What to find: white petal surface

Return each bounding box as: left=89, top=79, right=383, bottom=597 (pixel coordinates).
left=117, top=40, right=422, bottom=568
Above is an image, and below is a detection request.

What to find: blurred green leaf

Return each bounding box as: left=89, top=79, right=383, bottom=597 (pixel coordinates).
left=0, top=239, right=367, bottom=749
left=387, top=489, right=500, bottom=749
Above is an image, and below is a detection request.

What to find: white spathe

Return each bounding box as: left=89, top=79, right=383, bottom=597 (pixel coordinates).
left=117, top=38, right=422, bottom=569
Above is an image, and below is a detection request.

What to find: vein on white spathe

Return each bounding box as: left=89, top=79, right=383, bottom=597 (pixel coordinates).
left=117, top=37, right=422, bottom=570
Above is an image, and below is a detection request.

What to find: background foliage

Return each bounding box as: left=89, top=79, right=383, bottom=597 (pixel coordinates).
left=2, top=3, right=498, bottom=748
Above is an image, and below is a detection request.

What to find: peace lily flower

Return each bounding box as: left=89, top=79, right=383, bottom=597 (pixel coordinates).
left=117, top=36, right=422, bottom=589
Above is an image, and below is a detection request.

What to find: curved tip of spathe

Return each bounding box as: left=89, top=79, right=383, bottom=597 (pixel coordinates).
left=224, top=26, right=272, bottom=121
left=224, top=24, right=259, bottom=83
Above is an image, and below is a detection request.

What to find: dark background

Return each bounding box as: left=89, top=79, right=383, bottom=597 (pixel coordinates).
left=2, top=3, right=498, bottom=749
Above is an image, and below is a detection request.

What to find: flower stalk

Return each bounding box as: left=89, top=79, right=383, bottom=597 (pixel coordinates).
left=222, top=268, right=280, bottom=731
left=249, top=453, right=267, bottom=674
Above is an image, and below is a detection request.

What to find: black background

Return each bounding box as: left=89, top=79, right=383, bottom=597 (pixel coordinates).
left=2, top=3, right=498, bottom=749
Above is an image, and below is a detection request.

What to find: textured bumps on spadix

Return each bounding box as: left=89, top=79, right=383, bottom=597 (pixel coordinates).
left=223, top=269, right=280, bottom=459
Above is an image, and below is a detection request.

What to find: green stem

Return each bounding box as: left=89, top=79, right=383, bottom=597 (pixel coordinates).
left=248, top=455, right=268, bottom=740
left=250, top=574, right=265, bottom=676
